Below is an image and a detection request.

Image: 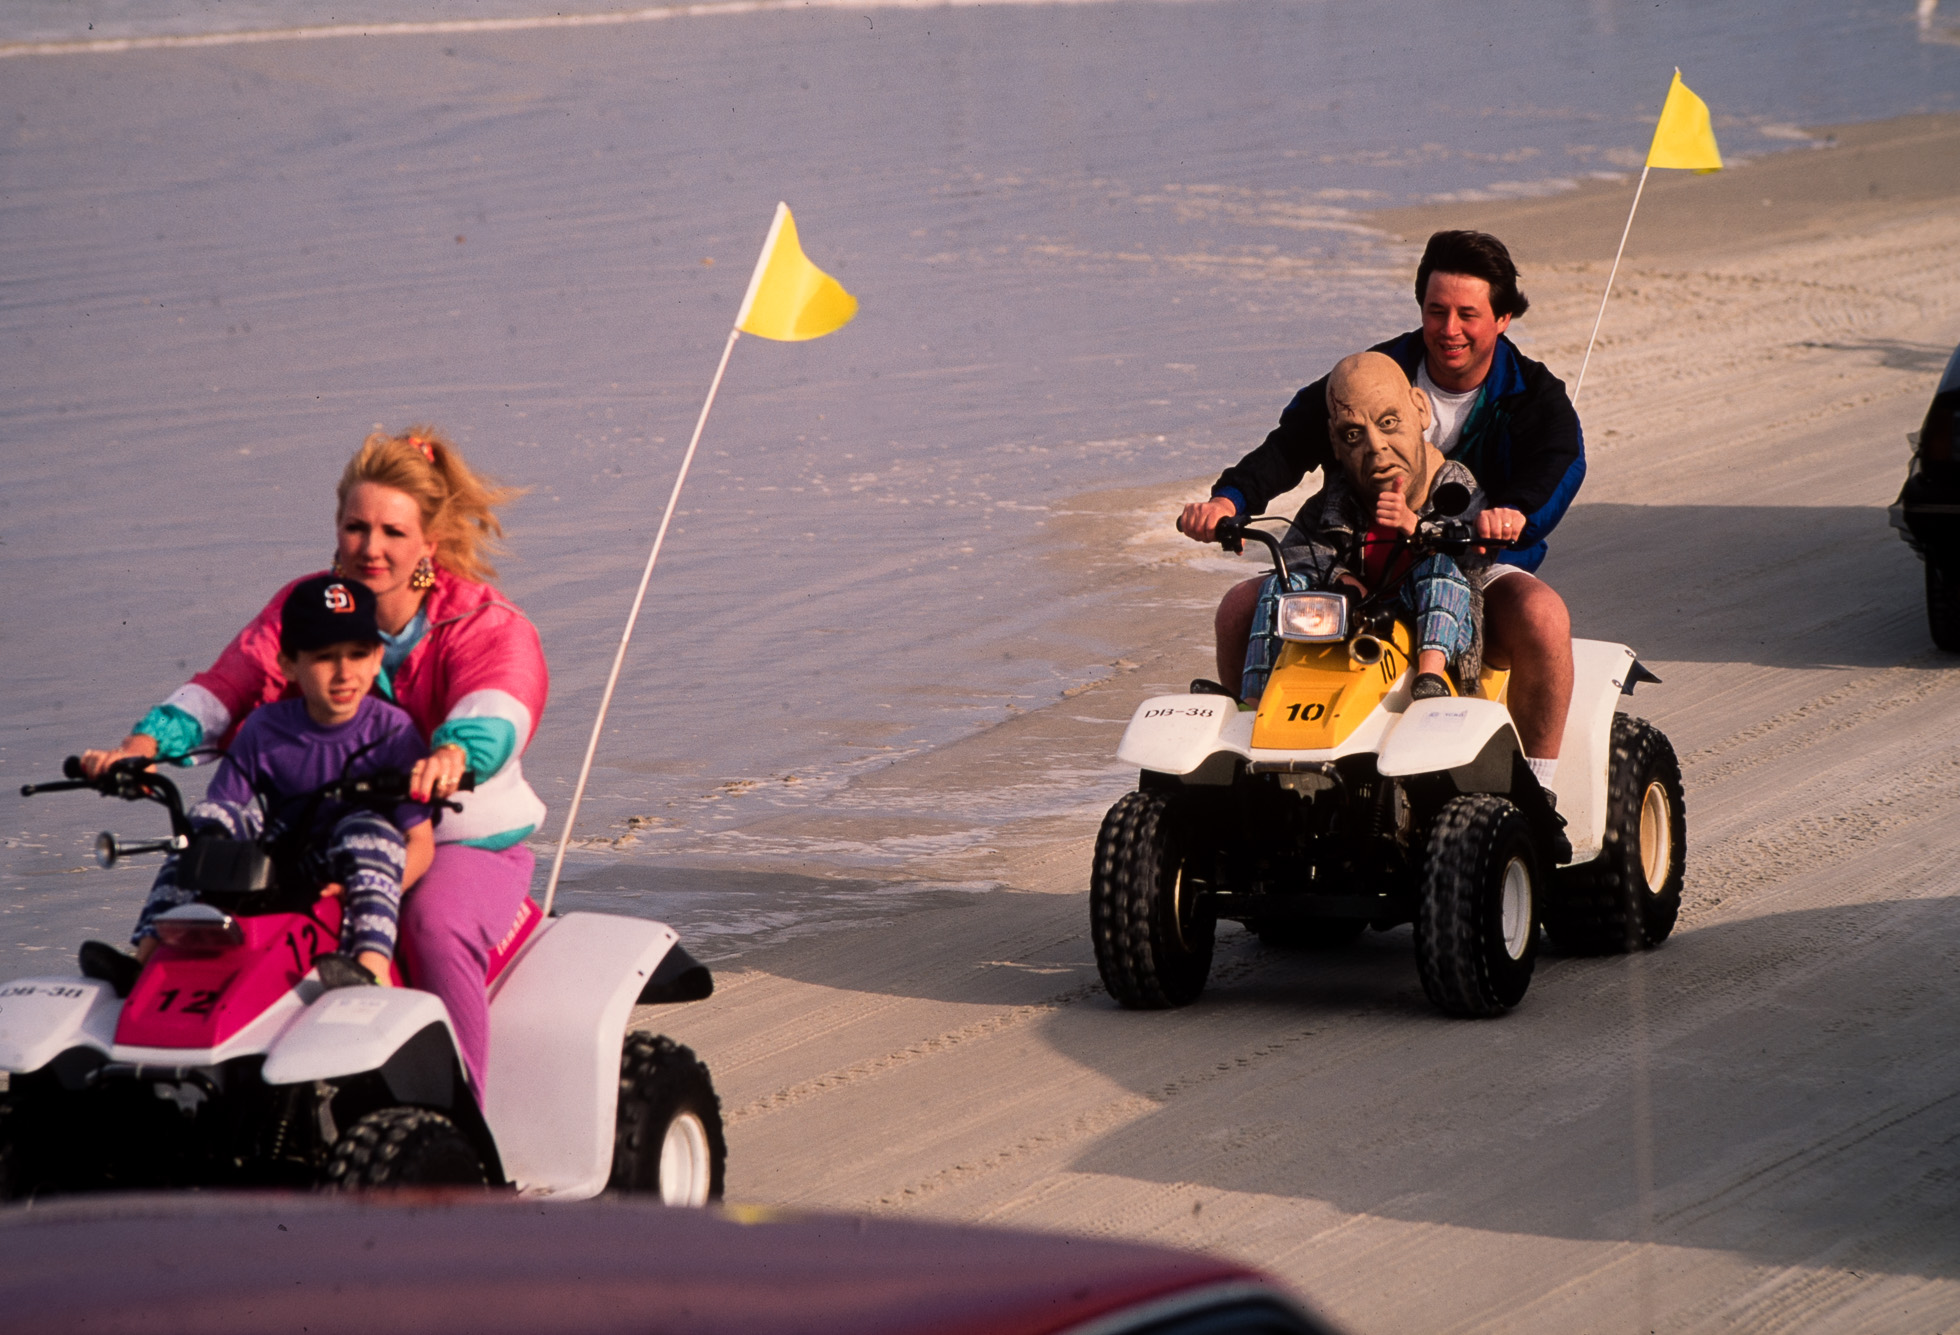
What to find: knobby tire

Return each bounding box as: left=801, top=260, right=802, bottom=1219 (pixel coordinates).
left=1090, top=789, right=1214, bottom=1009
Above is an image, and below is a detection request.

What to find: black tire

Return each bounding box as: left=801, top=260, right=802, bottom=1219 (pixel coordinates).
left=1415, top=795, right=1541, bottom=1017
left=1545, top=715, right=1686, bottom=955
left=610, top=1034, right=726, bottom=1205
left=323, top=1107, right=487, bottom=1190
left=1931, top=562, right=1960, bottom=653
left=0, top=1079, right=94, bottom=1198
left=0, top=1095, right=22, bottom=1201
left=1253, top=917, right=1368, bottom=950
left=1090, top=790, right=1215, bottom=1009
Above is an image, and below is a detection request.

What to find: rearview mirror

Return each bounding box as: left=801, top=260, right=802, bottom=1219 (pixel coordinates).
left=1430, top=482, right=1471, bottom=518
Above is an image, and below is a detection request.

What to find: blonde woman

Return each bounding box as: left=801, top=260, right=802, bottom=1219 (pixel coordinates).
left=83, top=428, right=548, bottom=1097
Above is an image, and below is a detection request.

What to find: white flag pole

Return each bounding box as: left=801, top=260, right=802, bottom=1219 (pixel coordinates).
left=1571, top=160, right=1651, bottom=409
left=538, top=325, right=738, bottom=916
left=539, top=206, right=789, bottom=917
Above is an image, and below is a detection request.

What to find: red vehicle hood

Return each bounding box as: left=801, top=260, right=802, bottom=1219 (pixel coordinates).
left=0, top=1194, right=1324, bottom=1335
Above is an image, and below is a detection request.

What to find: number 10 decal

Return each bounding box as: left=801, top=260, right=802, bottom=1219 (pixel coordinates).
left=1285, top=702, right=1326, bottom=722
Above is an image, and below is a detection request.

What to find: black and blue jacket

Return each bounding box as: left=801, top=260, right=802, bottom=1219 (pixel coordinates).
left=1211, top=330, right=1585, bottom=572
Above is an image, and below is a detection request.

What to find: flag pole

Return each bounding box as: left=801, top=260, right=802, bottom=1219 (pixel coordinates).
left=537, top=201, right=839, bottom=915
left=539, top=324, right=741, bottom=917
left=1571, top=160, right=1651, bottom=408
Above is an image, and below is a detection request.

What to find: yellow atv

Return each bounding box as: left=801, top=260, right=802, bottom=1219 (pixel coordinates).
left=1090, top=496, right=1684, bottom=1017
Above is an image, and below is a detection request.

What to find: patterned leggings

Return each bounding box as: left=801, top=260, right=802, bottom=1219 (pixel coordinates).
left=1240, top=554, right=1477, bottom=703
left=131, top=798, right=408, bottom=960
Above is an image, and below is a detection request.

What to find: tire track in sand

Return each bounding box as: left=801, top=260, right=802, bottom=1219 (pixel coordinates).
left=725, top=948, right=1276, bottom=1128
left=723, top=980, right=1104, bottom=1127
left=869, top=1014, right=1330, bottom=1210
left=1682, top=744, right=1960, bottom=920
left=1677, top=659, right=1960, bottom=786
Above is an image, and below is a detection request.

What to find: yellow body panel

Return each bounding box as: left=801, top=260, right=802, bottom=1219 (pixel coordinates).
left=1250, top=620, right=1416, bottom=751
left=1476, top=666, right=1510, bottom=703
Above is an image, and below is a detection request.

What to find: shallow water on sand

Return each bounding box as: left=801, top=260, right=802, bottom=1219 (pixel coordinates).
left=2, top=1, right=1957, bottom=969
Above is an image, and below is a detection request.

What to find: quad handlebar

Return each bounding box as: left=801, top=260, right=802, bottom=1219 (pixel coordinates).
left=312, top=766, right=476, bottom=812
left=21, top=755, right=478, bottom=867
left=1212, top=484, right=1523, bottom=641
left=23, top=755, right=476, bottom=808
left=1216, top=485, right=1518, bottom=588
left=21, top=756, right=194, bottom=837
left=1214, top=517, right=1291, bottom=585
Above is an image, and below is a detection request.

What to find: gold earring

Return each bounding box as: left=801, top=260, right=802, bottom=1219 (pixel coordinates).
left=330, top=551, right=345, bottom=576
left=410, top=556, right=436, bottom=592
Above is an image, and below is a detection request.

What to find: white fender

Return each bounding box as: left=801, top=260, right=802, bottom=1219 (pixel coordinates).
left=1377, top=698, right=1520, bottom=779
left=1556, top=639, right=1639, bottom=865
left=1116, top=695, right=1251, bottom=779
left=0, top=977, right=119, bottom=1074
left=482, top=911, right=680, bottom=1201
left=261, top=987, right=457, bottom=1085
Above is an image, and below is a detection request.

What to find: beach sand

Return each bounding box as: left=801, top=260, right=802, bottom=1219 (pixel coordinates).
left=646, top=111, right=1960, bottom=1331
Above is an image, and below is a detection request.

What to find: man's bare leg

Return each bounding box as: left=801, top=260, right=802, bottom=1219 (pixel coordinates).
left=1214, top=577, right=1264, bottom=698
left=1482, top=572, right=1573, bottom=760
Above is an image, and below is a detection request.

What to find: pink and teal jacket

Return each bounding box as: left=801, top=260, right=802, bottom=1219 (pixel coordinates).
left=135, top=570, right=548, bottom=850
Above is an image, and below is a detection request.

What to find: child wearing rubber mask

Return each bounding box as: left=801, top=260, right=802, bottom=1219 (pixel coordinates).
left=103, top=576, right=435, bottom=990
left=1239, top=351, right=1491, bottom=704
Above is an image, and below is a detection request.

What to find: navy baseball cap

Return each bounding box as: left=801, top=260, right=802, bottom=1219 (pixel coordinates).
left=280, top=575, right=382, bottom=655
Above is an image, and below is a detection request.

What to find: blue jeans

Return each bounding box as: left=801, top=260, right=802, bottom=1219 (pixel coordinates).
left=1398, top=554, right=1476, bottom=668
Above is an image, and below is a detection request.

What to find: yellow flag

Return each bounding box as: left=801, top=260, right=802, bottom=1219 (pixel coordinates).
left=1646, top=68, right=1722, bottom=172
left=734, top=203, right=857, bottom=341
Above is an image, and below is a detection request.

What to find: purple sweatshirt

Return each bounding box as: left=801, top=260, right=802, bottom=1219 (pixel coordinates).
left=207, top=696, right=431, bottom=840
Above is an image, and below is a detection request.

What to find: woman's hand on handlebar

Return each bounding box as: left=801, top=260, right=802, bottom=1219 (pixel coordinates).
left=409, top=743, right=469, bottom=803
left=1178, top=496, right=1239, bottom=542
left=79, top=734, right=158, bottom=779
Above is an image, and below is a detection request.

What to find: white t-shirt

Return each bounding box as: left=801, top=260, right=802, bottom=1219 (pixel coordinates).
left=1417, top=362, right=1481, bottom=457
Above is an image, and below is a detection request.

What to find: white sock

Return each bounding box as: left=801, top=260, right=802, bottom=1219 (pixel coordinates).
left=1526, top=756, right=1558, bottom=788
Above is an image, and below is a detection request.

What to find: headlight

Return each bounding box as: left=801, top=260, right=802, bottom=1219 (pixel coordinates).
left=153, top=903, right=244, bottom=954
left=1276, top=592, right=1348, bottom=642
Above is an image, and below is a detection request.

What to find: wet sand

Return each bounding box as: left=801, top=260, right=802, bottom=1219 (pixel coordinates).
left=643, top=111, right=1960, bottom=1331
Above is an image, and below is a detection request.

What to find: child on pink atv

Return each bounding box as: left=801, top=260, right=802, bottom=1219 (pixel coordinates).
left=80, top=427, right=549, bottom=1098
left=85, top=576, right=436, bottom=998
left=9, top=568, right=725, bottom=1200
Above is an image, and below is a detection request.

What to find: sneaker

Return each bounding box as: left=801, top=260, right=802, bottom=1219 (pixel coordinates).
left=314, top=952, right=379, bottom=990
left=78, top=940, right=142, bottom=998
left=1410, top=672, right=1453, bottom=701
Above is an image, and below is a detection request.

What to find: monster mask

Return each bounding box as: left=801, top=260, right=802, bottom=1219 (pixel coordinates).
left=1326, top=351, right=1444, bottom=507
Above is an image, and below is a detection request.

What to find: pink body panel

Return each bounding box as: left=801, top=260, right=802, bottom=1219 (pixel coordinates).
left=116, top=904, right=342, bottom=1050
left=484, top=897, right=543, bottom=987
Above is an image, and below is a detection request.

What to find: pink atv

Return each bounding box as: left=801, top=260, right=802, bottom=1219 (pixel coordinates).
left=1, top=757, right=725, bottom=1204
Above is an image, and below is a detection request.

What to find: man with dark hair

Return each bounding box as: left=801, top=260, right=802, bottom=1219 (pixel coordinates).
left=1177, top=229, right=1582, bottom=792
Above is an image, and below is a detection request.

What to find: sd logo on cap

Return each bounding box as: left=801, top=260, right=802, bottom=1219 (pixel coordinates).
left=280, top=574, right=382, bottom=655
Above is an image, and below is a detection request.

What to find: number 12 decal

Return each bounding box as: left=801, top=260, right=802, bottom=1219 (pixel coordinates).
left=284, top=923, right=322, bottom=975
left=154, top=977, right=233, bottom=1015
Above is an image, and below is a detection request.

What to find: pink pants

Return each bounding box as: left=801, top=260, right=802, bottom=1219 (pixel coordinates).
left=397, top=842, right=536, bottom=1098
